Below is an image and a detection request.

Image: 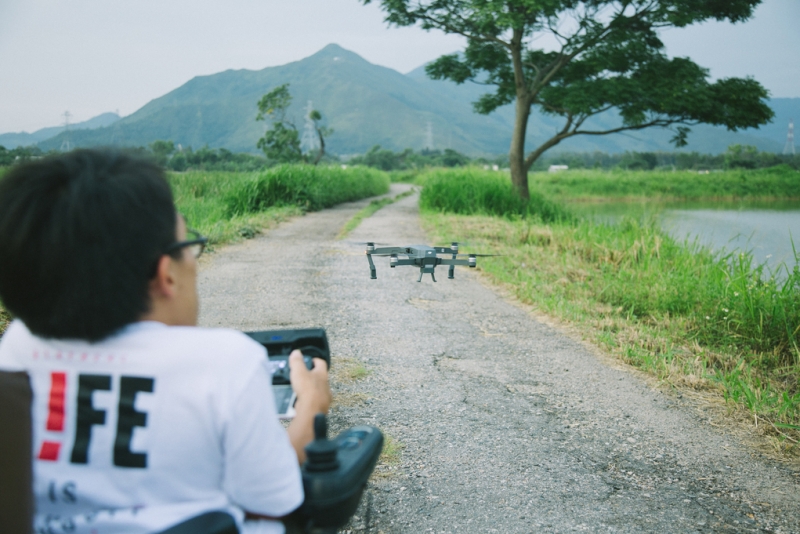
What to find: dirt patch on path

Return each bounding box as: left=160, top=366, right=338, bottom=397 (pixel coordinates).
left=199, top=187, right=799, bottom=533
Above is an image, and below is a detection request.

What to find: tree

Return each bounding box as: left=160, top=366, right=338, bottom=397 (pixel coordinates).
left=363, top=0, right=773, bottom=200
left=148, top=140, right=175, bottom=166
left=256, top=84, right=333, bottom=165
left=724, top=144, right=758, bottom=169
left=256, top=84, right=303, bottom=163
left=308, top=109, right=334, bottom=165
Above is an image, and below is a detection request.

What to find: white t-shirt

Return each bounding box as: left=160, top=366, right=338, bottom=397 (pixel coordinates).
left=0, top=320, right=303, bottom=534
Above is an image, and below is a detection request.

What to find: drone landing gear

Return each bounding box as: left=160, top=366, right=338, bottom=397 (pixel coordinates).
left=418, top=270, right=436, bottom=283
left=366, top=253, right=377, bottom=280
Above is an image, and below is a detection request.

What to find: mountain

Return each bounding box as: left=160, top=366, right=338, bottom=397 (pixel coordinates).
left=36, top=45, right=797, bottom=156
left=0, top=113, right=120, bottom=149
left=39, top=44, right=522, bottom=155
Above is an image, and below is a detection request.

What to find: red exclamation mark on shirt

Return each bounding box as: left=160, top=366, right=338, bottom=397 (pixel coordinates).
left=38, top=371, right=66, bottom=461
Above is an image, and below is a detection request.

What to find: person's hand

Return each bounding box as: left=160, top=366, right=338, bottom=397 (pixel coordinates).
left=288, top=350, right=331, bottom=417
left=287, top=350, right=331, bottom=463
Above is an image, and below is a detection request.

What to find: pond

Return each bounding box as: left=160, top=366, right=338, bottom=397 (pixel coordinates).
left=568, top=200, right=800, bottom=275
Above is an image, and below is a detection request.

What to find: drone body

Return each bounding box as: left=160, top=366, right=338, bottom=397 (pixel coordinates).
left=365, top=242, right=483, bottom=282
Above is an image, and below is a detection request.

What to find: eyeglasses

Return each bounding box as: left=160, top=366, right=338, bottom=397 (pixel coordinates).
left=164, top=229, right=208, bottom=260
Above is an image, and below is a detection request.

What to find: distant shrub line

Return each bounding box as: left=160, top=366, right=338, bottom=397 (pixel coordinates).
left=531, top=165, right=800, bottom=200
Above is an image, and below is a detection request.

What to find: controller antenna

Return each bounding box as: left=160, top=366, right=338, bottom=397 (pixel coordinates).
left=304, top=414, right=339, bottom=472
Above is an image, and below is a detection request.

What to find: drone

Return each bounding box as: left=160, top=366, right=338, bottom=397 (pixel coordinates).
left=364, top=242, right=494, bottom=282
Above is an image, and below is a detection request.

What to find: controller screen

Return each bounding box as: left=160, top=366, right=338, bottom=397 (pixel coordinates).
left=273, top=384, right=294, bottom=416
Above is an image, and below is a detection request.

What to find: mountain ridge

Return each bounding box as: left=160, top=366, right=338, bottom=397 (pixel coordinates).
left=20, top=44, right=798, bottom=156
left=0, top=112, right=120, bottom=149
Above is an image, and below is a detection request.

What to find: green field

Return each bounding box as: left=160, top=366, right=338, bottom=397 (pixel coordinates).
left=528, top=165, right=800, bottom=201
left=420, top=167, right=800, bottom=450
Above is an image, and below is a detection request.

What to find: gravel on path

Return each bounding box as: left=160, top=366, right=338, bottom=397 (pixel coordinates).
left=198, top=185, right=799, bottom=533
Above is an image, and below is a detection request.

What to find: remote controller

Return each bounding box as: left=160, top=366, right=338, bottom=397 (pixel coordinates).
left=245, top=329, right=331, bottom=386
left=268, top=354, right=315, bottom=385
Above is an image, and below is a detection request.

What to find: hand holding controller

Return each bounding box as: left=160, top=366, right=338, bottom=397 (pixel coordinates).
left=245, top=329, right=332, bottom=419
left=289, top=349, right=331, bottom=417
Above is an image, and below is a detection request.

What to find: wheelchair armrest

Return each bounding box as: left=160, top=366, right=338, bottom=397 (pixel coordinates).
left=0, top=370, right=34, bottom=534
left=157, top=511, right=238, bottom=534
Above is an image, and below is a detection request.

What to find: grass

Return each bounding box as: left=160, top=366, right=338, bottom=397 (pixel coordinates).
left=337, top=188, right=417, bottom=240
left=379, top=434, right=404, bottom=465
left=530, top=165, right=800, bottom=201
left=419, top=167, right=570, bottom=222
left=170, top=165, right=390, bottom=247
left=373, top=433, right=405, bottom=479
left=424, top=213, right=800, bottom=449
left=332, top=357, right=372, bottom=383
left=418, top=167, right=800, bottom=450
left=0, top=305, right=10, bottom=336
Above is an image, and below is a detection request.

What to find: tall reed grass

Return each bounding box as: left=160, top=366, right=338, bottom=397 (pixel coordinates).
left=169, top=165, right=390, bottom=245
left=418, top=167, right=571, bottom=222
left=223, top=165, right=389, bottom=215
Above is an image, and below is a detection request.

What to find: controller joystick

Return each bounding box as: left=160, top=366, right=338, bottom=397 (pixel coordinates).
left=304, top=415, right=340, bottom=472
left=299, top=414, right=384, bottom=531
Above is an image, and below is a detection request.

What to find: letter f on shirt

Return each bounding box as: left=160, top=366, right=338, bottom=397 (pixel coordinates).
left=38, top=371, right=154, bottom=468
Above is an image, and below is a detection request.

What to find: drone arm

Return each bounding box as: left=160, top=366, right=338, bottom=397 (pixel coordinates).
left=370, top=247, right=408, bottom=255
left=438, top=259, right=473, bottom=267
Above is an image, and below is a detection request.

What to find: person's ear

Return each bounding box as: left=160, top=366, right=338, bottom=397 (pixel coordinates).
left=148, top=255, right=178, bottom=300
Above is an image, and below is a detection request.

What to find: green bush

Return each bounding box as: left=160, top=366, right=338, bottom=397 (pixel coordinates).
left=168, top=166, right=390, bottom=246
left=418, top=167, right=570, bottom=222
left=575, top=217, right=800, bottom=369
left=223, top=164, right=390, bottom=216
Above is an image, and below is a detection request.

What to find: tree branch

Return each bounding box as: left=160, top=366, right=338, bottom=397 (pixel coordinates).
left=412, top=10, right=511, bottom=49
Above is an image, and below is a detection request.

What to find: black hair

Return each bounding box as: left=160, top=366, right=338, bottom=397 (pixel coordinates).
left=0, top=149, right=177, bottom=342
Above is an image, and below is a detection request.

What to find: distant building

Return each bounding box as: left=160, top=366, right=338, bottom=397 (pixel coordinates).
left=548, top=165, right=568, bottom=172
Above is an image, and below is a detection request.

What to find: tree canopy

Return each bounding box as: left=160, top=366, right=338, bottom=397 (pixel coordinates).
left=256, top=84, right=332, bottom=165
left=364, top=0, right=773, bottom=199
left=256, top=84, right=304, bottom=163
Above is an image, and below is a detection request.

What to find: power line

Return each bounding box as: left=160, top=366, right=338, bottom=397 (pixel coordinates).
left=301, top=100, right=320, bottom=154
left=784, top=119, right=795, bottom=156
left=60, top=111, right=72, bottom=152
left=424, top=121, right=433, bottom=150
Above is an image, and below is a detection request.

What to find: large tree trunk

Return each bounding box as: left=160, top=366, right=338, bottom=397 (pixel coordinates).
left=313, top=127, right=325, bottom=166
left=508, top=29, right=531, bottom=201
left=509, top=95, right=531, bottom=201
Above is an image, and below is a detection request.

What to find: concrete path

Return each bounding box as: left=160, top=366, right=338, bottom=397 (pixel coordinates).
left=198, top=185, right=799, bottom=533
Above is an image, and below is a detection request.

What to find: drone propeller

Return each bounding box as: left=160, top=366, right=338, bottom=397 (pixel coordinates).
left=351, top=241, right=390, bottom=247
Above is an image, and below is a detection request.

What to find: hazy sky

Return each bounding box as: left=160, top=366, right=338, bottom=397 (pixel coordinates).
left=1, top=0, right=798, bottom=134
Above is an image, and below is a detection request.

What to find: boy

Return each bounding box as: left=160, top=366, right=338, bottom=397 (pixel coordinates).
left=0, top=149, right=330, bottom=533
